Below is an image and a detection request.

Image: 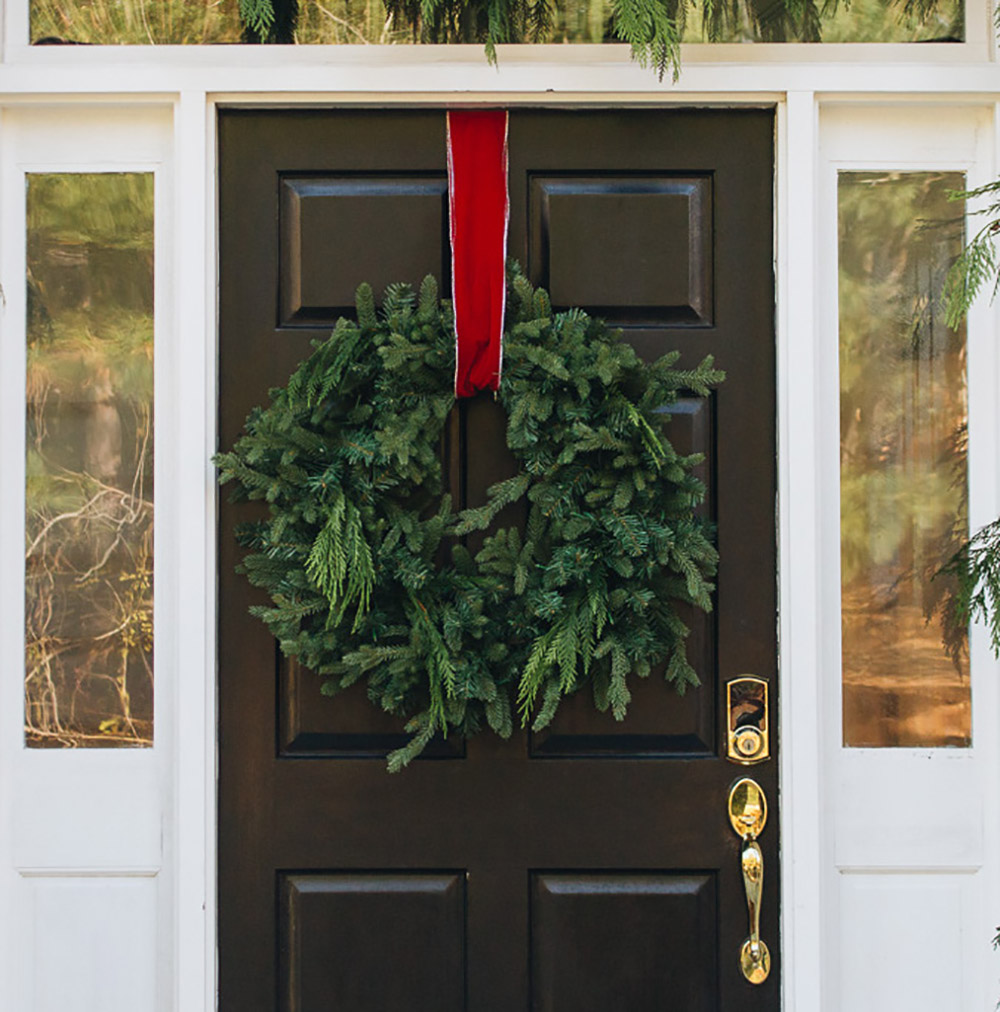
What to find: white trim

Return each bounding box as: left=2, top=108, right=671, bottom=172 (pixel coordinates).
left=173, top=89, right=217, bottom=1012
left=778, top=89, right=825, bottom=1012
left=0, top=15, right=994, bottom=101
left=0, top=103, right=175, bottom=1012
left=1, top=84, right=998, bottom=1012
left=5, top=0, right=993, bottom=64
left=0, top=101, right=19, bottom=1012
left=817, top=102, right=999, bottom=1012
left=0, top=60, right=997, bottom=97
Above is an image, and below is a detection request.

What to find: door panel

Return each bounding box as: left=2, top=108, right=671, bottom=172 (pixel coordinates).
left=278, top=173, right=450, bottom=327
left=279, top=873, right=467, bottom=1012
left=528, top=173, right=714, bottom=325
left=219, top=107, right=777, bottom=1012
left=530, top=872, right=718, bottom=1012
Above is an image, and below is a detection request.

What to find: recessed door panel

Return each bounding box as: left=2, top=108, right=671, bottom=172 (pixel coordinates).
left=530, top=872, right=718, bottom=1012
left=279, top=872, right=467, bottom=1012
left=279, top=174, right=449, bottom=327
left=529, top=174, right=713, bottom=325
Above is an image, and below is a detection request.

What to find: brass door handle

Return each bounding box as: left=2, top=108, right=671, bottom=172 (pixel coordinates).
left=728, top=778, right=771, bottom=984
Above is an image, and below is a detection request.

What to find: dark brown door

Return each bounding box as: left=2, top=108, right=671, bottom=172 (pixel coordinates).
left=218, top=108, right=776, bottom=1012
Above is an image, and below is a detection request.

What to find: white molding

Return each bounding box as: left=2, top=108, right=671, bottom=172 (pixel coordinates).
left=0, top=104, right=175, bottom=1012
left=172, top=87, right=217, bottom=1012
left=0, top=101, right=20, bottom=1012
left=779, top=89, right=826, bottom=1012
left=0, top=104, right=31, bottom=1012
left=0, top=43, right=993, bottom=98
left=4, top=0, right=993, bottom=64
left=2, top=85, right=999, bottom=1011
left=817, top=102, right=999, bottom=1012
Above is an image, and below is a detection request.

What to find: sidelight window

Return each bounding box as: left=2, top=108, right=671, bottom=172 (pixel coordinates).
left=24, top=171, right=155, bottom=748
left=838, top=169, right=970, bottom=748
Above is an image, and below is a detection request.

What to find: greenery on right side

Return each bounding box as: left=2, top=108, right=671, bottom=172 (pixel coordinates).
left=939, top=166, right=1000, bottom=659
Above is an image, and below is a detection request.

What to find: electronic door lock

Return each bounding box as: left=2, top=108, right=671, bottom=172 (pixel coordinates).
left=726, top=676, right=769, bottom=765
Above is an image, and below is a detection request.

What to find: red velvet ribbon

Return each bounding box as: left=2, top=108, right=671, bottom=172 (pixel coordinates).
left=447, top=109, right=509, bottom=398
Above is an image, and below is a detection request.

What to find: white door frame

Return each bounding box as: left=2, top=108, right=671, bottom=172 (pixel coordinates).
left=0, top=65, right=997, bottom=1010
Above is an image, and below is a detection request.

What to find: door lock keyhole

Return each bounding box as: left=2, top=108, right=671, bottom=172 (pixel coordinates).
left=726, top=676, right=770, bottom=765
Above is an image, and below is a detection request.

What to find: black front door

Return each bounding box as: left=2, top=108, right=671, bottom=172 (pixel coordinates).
left=218, top=107, right=777, bottom=1012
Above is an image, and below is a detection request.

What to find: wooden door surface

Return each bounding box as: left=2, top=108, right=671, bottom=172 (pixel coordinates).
left=218, top=107, right=777, bottom=1012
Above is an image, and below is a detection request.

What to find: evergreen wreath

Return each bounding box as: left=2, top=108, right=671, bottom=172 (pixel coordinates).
left=218, top=264, right=724, bottom=770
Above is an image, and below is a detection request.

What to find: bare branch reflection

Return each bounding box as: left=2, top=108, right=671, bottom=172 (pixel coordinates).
left=25, top=173, right=154, bottom=748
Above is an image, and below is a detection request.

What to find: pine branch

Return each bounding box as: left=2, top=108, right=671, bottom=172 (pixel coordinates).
left=387, top=711, right=437, bottom=773
left=454, top=473, right=531, bottom=534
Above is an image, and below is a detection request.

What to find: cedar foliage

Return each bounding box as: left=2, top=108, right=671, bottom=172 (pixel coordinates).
left=238, top=0, right=681, bottom=71
left=240, top=0, right=298, bottom=40
left=217, top=264, right=723, bottom=769
left=236, top=0, right=680, bottom=70
left=938, top=517, right=1000, bottom=658
left=942, top=177, right=1000, bottom=329
left=939, top=170, right=1000, bottom=656
left=229, top=0, right=958, bottom=78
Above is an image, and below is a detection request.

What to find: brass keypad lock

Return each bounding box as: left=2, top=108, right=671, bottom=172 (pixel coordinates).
left=726, top=676, right=769, bottom=765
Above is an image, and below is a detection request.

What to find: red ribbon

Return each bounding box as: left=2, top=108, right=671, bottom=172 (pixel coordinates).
left=447, top=109, right=509, bottom=399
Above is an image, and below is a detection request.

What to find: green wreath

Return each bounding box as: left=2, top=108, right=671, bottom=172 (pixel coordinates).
left=218, top=265, right=723, bottom=770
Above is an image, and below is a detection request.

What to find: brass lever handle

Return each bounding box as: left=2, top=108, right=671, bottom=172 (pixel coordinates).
left=741, top=840, right=765, bottom=969
left=728, top=778, right=771, bottom=985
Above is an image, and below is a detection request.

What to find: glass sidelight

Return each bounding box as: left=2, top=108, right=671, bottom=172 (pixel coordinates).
left=24, top=172, right=155, bottom=747
left=838, top=170, right=970, bottom=748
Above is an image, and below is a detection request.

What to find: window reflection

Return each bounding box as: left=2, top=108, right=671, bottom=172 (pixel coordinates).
left=30, top=0, right=962, bottom=44
left=25, top=173, right=154, bottom=748
left=839, top=170, right=969, bottom=748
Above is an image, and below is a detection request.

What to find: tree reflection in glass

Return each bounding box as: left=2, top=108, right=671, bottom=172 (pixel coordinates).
left=25, top=172, right=154, bottom=747
left=30, top=0, right=962, bottom=45
left=839, top=170, right=970, bottom=748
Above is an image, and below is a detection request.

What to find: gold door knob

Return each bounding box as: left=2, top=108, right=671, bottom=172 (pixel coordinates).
left=728, top=777, right=771, bottom=984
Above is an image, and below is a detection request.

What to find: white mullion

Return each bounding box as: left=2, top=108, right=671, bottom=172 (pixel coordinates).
left=0, top=105, right=29, bottom=1012
left=2, top=0, right=29, bottom=61
left=172, top=88, right=215, bottom=1012
left=963, top=0, right=994, bottom=54
left=779, top=89, right=826, bottom=1012
left=963, top=99, right=1000, bottom=1012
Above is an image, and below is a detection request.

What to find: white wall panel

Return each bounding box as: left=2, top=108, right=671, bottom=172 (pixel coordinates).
left=834, top=752, right=984, bottom=869
left=839, top=871, right=978, bottom=1011
left=27, top=875, right=158, bottom=1012
left=14, top=755, right=161, bottom=870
